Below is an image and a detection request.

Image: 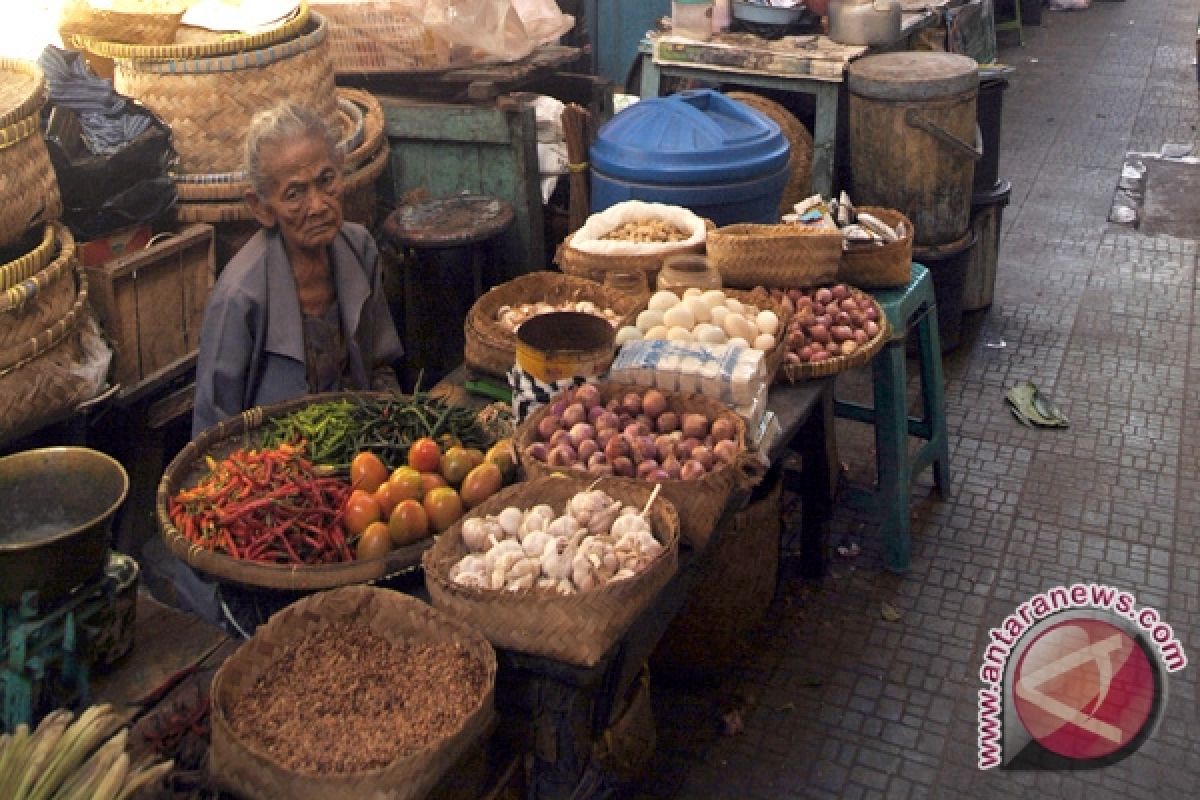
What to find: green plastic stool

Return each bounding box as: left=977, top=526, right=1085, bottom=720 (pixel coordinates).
left=995, top=0, right=1024, bottom=46
left=834, top=263, right=951, bottom=572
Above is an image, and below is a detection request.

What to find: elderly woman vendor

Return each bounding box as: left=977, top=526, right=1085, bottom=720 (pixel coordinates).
left=192, top=102, right=402, bottom=437
left=177, top=102, right=402, bottom=632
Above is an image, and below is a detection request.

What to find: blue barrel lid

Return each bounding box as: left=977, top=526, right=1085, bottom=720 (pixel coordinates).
left=589, top=89, right=791, bottom=185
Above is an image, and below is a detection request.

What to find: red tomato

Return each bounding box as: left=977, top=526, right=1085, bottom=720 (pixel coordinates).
left=408, top=437, right=442, bottom=474
left=350, top=451, right=389, bottom=493
left=389, top=499, right=430, bottom=547
left=423, top=487, right=464, bottom=533
left=343, top=490, right=381, bottom=536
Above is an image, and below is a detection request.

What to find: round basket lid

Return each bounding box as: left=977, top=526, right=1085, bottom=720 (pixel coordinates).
left=0, top=58, right=46, bottom=129
left=847, top=52, right=979, bottom=101
left=589, top=88, right=790, bottom=185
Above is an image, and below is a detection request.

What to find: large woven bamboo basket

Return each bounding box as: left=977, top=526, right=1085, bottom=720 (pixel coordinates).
left=0, top=223, right=76, bottom=352
left=156, top=392, right=436, bottom=592
left=464, top=272, right=645, bottom=379
left=837, top=207, right=915, bottom=289
left=58, top=0, right=186, bottom=46
left=514, top=382, right=760, bottom=550
left=0, top=57, right=47, bottom=129
left=0, top=270, right=92, bottom=447
left=706, top=223, right=842, bottom=290
left=210, top=586, right=496, bottom=800
left=726, top=92, right=813, bottom=216
left=555, top=223, right=712, bottom=287
left=423, top=475, right=680, bottom=667
left=0, top=223, right=56, bottom=292
left=114, top=11, right=339, bottom=175
left=652, top=474, right=781, bottom=682
left=0, top=113, right=63, bottom=250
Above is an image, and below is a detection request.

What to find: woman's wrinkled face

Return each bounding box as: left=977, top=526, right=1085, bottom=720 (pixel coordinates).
left=247, top=134, right=344, bottom=253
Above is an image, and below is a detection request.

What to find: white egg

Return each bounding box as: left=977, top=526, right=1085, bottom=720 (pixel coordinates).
left=682, top=287, right=704, bottom=299
left=615, top=326, right=642, bottom=345
left=724, top=297, right=743, bottom=315
left=636, top=309, right=665, bottom=333
left=661, top=305, right=696, bottom=330
left=684, top=296, right=711, bottom=324
left=648, top=290, right=680, bottom=312
left=756, top=310, right=780, bottom=336
left=700, top=290, right=727, bottom=309
left=694, top=323, right=727, bottom=344
left=644, top=325, right=669, bottom=340
left=727, top=336, right=750, bottom=349
left=723, top=313, right=756, bottom=342
left=710, top=305, right=729, bottom=328
left=753, top=333, right=776, bottom=351
left=666, top=326, right=694, bottom=341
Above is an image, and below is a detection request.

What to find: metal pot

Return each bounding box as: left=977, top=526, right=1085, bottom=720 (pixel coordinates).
left=828, top=0, right=902, bottom=46
left=0, top=447, right=129, bottom=607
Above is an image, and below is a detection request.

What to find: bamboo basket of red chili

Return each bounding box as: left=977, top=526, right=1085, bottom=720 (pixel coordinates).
left=157, top=393, right=439, bottom=591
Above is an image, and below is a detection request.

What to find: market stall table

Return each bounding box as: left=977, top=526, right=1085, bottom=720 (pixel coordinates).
left=435, top=366, right=837, bottom=798
left=88, top=369, right=837, bottom=800
left=637, top=1, right=956, bottom=199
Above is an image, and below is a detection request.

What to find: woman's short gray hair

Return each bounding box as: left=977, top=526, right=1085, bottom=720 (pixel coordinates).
left=244, top=102, right=340, bottom=195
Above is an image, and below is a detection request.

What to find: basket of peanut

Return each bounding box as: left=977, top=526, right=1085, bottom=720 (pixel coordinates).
left=555, top=201, right=711, bottom=286
left=464, top=272, right=644, bottom=379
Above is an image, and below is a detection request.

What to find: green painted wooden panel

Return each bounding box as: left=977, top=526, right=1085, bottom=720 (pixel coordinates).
left=381, top=96, right=543, bottom=277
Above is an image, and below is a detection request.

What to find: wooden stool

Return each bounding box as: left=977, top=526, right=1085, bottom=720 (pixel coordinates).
left=834, top=263, right=951, bottom=572
left=382, top=194, right=515, bottom=383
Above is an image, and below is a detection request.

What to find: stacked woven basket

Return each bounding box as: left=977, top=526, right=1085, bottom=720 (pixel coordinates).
left=68, top=4, right=389, bottom=227
left=0, top=58, right=102, bottom=446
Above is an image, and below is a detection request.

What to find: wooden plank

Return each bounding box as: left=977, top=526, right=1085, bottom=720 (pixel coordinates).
left=134, top=248, right=188, bottom=379
left=380, top=98, right=513, bottom=144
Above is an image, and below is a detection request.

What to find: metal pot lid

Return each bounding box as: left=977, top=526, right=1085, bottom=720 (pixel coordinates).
left=848, top=52, right=979, bottom=100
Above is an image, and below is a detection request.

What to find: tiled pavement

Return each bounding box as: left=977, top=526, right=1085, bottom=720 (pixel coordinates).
left=637, top=2, right=1200, bottom=798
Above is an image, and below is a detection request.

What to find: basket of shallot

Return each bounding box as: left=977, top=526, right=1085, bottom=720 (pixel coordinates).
left=770, top=283, right=891, bottom=380
left=513, top=382, right=762, bottom=549
left=464, top=272, right=644, bottom=379
left=422, top=474, right=679, bottom=667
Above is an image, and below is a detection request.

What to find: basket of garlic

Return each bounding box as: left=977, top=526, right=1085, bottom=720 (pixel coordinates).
left=464, top=272, right=644, bottom=379
left=422, top=474, right=680, bottom=667
left=513, top=382, right=761, bottom=550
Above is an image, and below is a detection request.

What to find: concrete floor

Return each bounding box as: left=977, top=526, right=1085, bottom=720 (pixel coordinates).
left=638, top=1, right=1200, bottom=798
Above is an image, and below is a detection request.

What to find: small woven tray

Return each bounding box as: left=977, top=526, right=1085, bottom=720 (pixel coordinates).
left=780, top=290, right=891, bottom=381
left=156, top=392, right=436, bottom=592
left=838, top=207, right=914, bottom=289
left=58, top=0, right=185, bottom=46
left=464, top=272, right=644, bottom=379
left=706, top=223, right=842, bottom=290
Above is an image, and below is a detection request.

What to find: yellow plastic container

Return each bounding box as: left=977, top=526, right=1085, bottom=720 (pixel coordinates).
left=515, top=311, right=616, bottom=383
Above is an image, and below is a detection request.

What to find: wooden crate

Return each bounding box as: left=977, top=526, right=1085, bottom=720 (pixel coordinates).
left=84, top=224, right=214, bottom=397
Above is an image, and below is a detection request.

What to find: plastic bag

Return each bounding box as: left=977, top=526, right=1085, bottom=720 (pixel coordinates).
left=570, top=201, right=708, bottom=256
left=423, top=0, right=573, bottom=63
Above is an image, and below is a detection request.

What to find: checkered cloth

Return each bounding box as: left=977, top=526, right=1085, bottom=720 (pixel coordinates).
left=507, top=365, right=594, bottom=425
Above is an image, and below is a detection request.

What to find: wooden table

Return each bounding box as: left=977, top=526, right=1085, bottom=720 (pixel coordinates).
left=637, top=5, right=955, bottom=199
